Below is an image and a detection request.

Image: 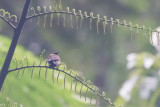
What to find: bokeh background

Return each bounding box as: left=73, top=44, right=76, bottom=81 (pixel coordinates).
left=1, top=0, right=160, bottom=106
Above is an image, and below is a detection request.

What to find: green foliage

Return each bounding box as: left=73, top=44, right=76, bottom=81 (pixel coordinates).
left=1, top=0, right=160, bottom=107
left=0, top=35, right=115, bottom=106
left=0, top=35, right=89, bottom=107
left=0, top=96, right=23, bottom=107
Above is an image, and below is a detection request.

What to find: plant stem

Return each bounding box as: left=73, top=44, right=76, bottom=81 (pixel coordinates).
left=0, top=0, right=31, bottom=91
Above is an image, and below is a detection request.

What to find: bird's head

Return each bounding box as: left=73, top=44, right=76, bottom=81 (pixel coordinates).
left=53, top=51, right=60, bottom=55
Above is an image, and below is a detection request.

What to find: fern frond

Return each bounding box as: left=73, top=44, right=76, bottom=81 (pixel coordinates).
left=27, top=6, right=160, bottom=44
left=27, top=7, right=160, bottom=36
left=0, top=96, right=23, bottom=107
left=0, top=9, right=17, bottom=29
left=6, top=63, right=115, bottom=106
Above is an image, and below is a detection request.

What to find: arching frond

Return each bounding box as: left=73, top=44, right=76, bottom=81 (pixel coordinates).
left=26, top=5, right=160, bottom=45
left=5, top=61, right=115, bottom=106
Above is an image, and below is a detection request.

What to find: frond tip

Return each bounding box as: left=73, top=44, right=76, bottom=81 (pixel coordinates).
left=0, top=9, right=17, bottom=28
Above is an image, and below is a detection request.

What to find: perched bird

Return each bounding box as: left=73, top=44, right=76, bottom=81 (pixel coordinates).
left=48, top=52, right=61, bottom=68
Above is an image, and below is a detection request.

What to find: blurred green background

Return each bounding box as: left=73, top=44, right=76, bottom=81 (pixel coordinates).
left=0, top=0, right=160, bottom=106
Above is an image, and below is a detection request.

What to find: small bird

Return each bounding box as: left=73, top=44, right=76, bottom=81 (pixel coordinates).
left=48, top=52, right=61, bottom=68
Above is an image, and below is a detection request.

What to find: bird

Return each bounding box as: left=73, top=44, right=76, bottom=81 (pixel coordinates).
left=48, top=52, right=61, bottom=68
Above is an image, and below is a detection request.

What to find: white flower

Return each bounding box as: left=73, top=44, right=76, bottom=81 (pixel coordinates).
left=126, top=53, right=137, bottom=69
left=119, top=75, right=139, bottom=101
left=151, top=26, right=160, bottom=52
left=143, top=58, right=154, bottom=69
left=126, top=53, right=137, bottom=61
left=140, top=77, right=158, bottom=99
